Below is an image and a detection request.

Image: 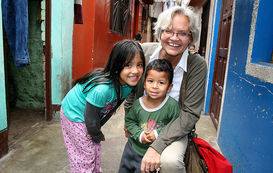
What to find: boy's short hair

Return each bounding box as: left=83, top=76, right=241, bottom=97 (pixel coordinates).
left=145, top=59, right=174, bottom=85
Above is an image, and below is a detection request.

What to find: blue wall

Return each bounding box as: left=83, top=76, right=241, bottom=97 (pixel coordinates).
left=218, top=0, right=273, bottom=172
left=204, top=0, right=222, bottom=114
left=0, top=1, right=7, bottom=131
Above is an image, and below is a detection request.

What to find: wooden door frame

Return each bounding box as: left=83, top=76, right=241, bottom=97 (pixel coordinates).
left=45, top=0, right=52, bottom=121
left=209, top=6, right=223, bottom=128
left=209, top=0, right=233, bottom=128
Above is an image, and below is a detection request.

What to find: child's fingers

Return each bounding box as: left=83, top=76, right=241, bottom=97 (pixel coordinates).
left=144, top=131, right=151, bottom=135
left=146, top=131, right=154, bottom=137
left=142, top=134, right=152, bottom=144
left=146, top=132, right=156, bottom=142
left=144, top=136, right=152, bottom=143
left=124, top=126, right=130, bottom=138
left=142, top=134, right=147, bottom=144
left=87, top=134, right=92, bottom=140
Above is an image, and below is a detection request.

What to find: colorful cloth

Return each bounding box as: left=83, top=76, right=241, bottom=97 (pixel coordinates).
left=60, top=107, right=102, bottom=173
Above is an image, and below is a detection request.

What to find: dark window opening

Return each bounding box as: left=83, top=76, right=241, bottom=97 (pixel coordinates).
left=110, top=0, right=131, bottom=37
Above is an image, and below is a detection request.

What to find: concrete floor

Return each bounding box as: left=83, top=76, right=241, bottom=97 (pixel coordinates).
left=0, top=105, right=219, bottom=173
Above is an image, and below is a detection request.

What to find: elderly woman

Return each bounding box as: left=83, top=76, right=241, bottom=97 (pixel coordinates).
left=124, top=5, right=207, bottom=173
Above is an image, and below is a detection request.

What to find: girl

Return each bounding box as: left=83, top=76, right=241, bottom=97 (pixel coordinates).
left=60, top=40, right=145, bottom=173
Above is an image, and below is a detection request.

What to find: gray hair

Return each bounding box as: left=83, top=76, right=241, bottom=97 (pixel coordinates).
left=154, top=6, right=199, bottom=43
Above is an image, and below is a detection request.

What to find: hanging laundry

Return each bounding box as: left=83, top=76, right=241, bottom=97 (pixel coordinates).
left=163, top=0, right=181, bottom=11
left=2, top=0, right=30, bottom=68
left=74, top=0, right=83, bottom=24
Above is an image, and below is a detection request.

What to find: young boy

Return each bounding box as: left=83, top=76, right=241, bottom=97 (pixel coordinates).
left=118, top=59, right=180, bottom=173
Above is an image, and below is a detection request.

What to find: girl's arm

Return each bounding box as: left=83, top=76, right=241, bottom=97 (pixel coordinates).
left=84, top=102, right=104, bottom=143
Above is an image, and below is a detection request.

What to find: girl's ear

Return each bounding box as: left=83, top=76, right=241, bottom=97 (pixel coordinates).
left=167, top=83, right=173, bottom=93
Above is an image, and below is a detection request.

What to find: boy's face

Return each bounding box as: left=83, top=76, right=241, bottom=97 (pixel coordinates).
left=144, top=69, right=173, bottom=101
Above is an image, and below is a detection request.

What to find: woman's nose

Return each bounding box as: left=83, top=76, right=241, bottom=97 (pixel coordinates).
left=170, top=33, right=179, bottom=40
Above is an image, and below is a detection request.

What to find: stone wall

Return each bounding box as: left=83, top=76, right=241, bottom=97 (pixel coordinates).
left=7, top=1, right=44, bottom=110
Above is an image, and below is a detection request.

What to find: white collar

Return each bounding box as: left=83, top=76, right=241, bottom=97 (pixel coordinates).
left=149, top=45, right=188, bottom=72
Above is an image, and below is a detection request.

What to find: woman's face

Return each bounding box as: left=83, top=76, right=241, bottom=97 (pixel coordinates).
left=160, top=13, right=192, bottom=58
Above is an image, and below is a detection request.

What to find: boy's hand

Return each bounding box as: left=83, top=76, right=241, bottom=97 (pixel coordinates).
left=141, top=133, right=152, bottom=144
left=124, top=125, right=130, bottom=138
left=145, top=131, right=156, bottom=142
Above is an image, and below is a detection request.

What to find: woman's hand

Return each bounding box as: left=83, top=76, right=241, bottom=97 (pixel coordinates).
left=141, top=147, right=160, bottom=173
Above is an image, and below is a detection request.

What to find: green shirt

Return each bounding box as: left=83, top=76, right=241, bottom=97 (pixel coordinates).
left=126, top=96, right=180, bottom=156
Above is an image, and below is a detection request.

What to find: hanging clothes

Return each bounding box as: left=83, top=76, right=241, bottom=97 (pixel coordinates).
left=74, top=0, right=83, bottom=24
left=2, top=0, right=30, bottom=68
left=163, top=0, right=181, bottom=11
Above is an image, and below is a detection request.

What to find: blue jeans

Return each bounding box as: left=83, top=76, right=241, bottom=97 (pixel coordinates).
left=2, top=0, right=30, bottom=68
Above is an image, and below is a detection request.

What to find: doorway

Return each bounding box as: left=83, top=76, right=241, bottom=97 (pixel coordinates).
left=3, top=0, right=47, bottom=148
left=209, top=0, right=233, bottom=128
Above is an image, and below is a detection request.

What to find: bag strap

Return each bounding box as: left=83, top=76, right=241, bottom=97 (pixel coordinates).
left=188, top=128, right=209, bottom=173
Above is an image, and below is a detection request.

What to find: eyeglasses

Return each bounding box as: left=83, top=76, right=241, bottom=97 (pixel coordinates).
left=162, top=29, right=191, bottom=39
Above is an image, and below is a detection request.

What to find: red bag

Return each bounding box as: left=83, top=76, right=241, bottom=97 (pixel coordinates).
left=193, top=138, right=233, bottom=173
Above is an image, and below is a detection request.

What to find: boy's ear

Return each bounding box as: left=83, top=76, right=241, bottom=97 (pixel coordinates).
left=167, top=83, right=173, bottom=93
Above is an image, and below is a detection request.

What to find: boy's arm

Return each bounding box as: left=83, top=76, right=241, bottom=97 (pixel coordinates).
left=125, top=105, right=144, bottom=141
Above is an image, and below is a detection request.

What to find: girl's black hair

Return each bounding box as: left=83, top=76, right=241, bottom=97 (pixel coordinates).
left=74, top=39, right=145, bottom=106
left=145, top=59, right=173, bottom=85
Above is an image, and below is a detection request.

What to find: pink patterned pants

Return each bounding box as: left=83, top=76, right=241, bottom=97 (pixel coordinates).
left=60, top=107, right=102, bottom=173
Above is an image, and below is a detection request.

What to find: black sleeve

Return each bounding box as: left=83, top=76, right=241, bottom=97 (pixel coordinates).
left=84, top=102, right=104, bottom=143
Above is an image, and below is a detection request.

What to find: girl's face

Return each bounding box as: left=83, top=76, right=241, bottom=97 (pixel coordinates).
left=119, top=53, right=144, bottom=86
left=144, top=69, right=173, bottom=101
